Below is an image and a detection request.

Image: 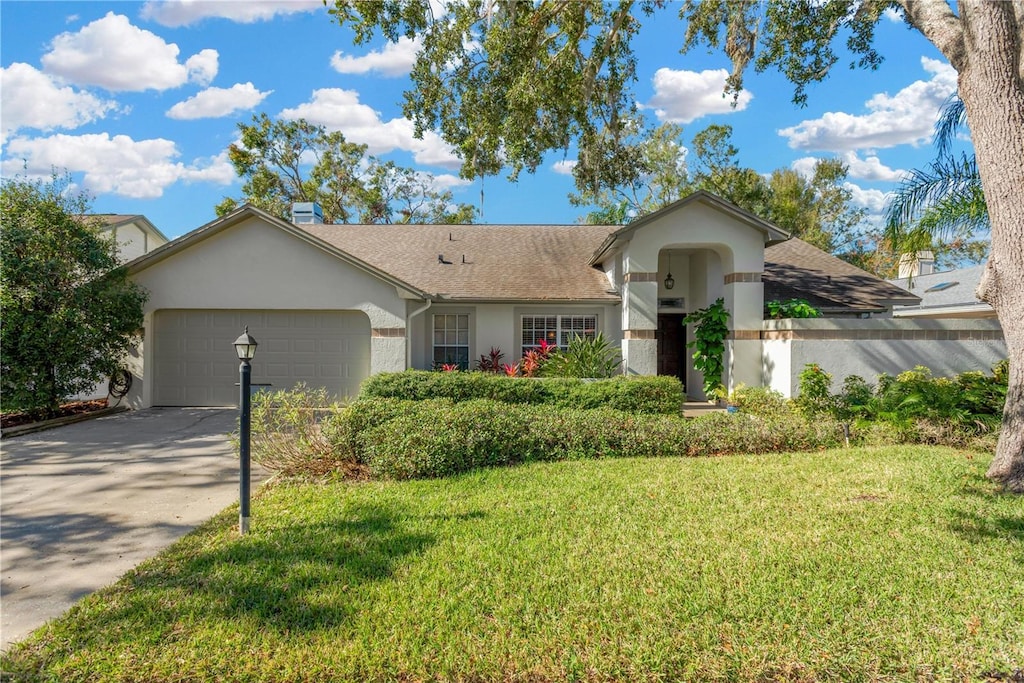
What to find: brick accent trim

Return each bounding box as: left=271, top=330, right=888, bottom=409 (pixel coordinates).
left=727, top=330, right=762, bottom=340
left=623, top=271, right=659, bottom=283
left=761, top=328, right=1005, bottom=341
left=624, top=329, right=656, bottom=340
left=724, top=272, right=762, bottom=284
left=371, top=327, right=406, bottom=338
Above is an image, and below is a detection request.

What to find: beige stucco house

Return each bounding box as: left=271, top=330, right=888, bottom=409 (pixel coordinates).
left=124, top=193, right=919, bottom=408
left=95, top=214, right=170, bottom=262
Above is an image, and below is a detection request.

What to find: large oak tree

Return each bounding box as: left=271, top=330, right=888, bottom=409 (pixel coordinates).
left=330, top=0, right=1024, bottom=491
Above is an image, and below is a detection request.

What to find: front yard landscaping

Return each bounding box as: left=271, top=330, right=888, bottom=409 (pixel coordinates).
left=3, top=446, right=1022, bottom=682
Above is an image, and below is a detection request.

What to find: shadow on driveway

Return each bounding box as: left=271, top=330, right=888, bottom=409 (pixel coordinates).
left=0, top=408, right=263, bottom=650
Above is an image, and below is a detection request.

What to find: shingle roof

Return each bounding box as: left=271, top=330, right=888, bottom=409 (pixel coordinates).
left=887, top=264, right=990, bottom=314
left=764, top=238, right=920, bottom=312
left=300, top=223, right=621, bottom=301
left=299, top=222, right=918, bottom=311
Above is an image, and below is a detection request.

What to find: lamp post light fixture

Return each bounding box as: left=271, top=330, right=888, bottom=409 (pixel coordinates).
left=233, top=326, right=258, bottom=535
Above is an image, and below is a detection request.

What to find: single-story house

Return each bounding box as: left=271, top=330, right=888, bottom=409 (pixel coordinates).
left=124, top=192, right=919, bottom=407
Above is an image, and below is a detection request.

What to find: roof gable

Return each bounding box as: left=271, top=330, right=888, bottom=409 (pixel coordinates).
left=126, top=204, right=429, bottom=298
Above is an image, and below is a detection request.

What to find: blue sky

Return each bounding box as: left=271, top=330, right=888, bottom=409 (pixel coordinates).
left=1, top=1, right=964, bottom=240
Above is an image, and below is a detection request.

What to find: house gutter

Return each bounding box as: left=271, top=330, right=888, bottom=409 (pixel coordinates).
left=406, top=299, right=432, bottom=369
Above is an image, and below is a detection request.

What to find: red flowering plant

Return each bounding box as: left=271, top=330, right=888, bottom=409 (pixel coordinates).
left=502, top=362, right=520, bottom=377
left=476, top=347, right=505, bottom=373
left=440, top=363, right=460, bottom=372
left=520, top=338, right=557, bottom=377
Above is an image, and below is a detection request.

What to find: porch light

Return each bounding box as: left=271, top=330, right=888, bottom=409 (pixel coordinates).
left=233, top=326, right=258, bottom=360
left=664, top=253, right=675, bottom=290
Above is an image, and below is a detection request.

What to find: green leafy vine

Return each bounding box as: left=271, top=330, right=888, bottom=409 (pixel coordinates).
left=683, top=297, right=730, bottom=398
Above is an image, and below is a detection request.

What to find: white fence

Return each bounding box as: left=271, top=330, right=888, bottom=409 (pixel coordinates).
left=761, top=318, right=1006, bottom=397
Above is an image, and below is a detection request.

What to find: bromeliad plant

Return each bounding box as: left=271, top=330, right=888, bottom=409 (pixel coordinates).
left=521, top=338, right=556, bottom=377
left=476, top=347, right=505, bottom=372
left=683, top=298, right=730, bottom=398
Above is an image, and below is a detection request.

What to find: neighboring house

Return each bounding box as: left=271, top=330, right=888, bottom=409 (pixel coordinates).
left=887, top=264, right=995, bottom=319
left=93, top=214, right=170, bottom=263
left=124, top=193, right=918, bottom=408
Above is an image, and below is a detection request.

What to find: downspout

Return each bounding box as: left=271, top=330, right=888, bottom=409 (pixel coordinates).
left=406, top=298, right=432, bottom=369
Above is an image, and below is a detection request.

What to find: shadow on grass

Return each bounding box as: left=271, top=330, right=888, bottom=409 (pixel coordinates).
left=949, top=473, right=1024, bottom=564
left=60, top=501, right=439, bottom=645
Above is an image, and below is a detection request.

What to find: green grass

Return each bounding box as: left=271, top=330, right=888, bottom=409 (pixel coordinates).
left=3, top=446, right=1023, bottom=682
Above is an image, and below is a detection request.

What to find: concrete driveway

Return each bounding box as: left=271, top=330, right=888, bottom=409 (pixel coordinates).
left=1, top=408, right=261, bottom=651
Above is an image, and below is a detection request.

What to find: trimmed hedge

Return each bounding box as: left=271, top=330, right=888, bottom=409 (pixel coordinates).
left=358, top=371, right=684, bottom=415
left=331, top=397, right=844, bottom=480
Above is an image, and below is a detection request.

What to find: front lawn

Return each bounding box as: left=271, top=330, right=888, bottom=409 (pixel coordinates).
left=3, top=446, right=1022, bottom=682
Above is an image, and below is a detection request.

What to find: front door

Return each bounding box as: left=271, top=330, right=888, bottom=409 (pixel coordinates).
left=657, top=313, right=686, bottom=387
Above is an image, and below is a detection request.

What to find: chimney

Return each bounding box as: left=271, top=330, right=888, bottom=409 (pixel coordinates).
left=291, top=202, right=324, bottom=225
left=898, top=250, right=935, bottom=279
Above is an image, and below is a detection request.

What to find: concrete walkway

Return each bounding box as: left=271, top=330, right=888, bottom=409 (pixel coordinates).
left=1, top=408, right=259, bottom=651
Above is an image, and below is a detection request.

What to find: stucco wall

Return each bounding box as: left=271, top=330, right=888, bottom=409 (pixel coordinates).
left=411, top=302, right=621, bottom=371
left=762, top=318, right=1006, bottom=397
left=128, top=216, right=412, bottom=406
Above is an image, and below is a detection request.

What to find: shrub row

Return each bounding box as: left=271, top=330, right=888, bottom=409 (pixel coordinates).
left=324, top=397, right=844, bottom=480
left=359, top=371, right=684, bottom=415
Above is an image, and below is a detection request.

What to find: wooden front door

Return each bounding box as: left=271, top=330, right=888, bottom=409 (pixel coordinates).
left=657, top=313, right=686, bottom=386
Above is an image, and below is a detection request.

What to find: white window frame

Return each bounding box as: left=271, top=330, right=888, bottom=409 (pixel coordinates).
left=432, top=313, right=470, bottom=369
left=521, top=314, right=598, bottom=356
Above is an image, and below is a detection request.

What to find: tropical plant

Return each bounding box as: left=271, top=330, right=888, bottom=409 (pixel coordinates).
left=475, top=347, right=505, bottom=373
left=884, top=94, right=989, bottom=272
left=683, top=298, right=730, bottom=398
left=541, top=333, right=622, bottom=379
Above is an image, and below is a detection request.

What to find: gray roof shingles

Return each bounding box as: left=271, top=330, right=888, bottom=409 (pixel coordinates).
left=299, top=222, right=918, bottom=311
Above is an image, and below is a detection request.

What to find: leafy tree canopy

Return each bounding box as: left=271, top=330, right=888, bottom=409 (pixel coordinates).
left=1, top=173, right=148, bottom=416
left=574, top=122, right=865, bottom=255
left=216, top=114, right=477, bottom=225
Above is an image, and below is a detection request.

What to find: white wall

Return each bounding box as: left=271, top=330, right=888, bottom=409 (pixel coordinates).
left=129, top=215, right=411, bottom=406
left=762, top=318, right=1007, bottom=396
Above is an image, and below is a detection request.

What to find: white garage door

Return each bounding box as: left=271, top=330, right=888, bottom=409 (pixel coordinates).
left=152, top=310, right=370, bottom=406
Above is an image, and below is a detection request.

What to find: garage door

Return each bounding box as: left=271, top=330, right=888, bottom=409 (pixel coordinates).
left=152, top=310, right=370, bottom=406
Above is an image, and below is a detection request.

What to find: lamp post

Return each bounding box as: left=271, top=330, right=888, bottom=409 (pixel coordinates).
left=233, top=326, right=258, bottom=535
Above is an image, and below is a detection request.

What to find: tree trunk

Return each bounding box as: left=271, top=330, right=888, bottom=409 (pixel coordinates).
left=953, top=2, right=1024, bottom=492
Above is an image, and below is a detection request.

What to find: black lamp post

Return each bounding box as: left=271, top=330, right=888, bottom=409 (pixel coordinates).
left=233, top=326, right=258, bottom=535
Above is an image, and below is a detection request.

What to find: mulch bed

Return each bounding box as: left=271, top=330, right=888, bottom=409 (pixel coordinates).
left=0, top=399, right=109, bottom=430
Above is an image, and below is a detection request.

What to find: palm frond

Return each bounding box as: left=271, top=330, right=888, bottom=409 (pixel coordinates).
left=934, top=93, right=968, bottom=158
left=885, top=153, right=982, bottom=230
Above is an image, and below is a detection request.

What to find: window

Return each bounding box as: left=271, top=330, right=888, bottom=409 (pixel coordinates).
left=432, top=314, right=469, bottom=369
left=521, top=315, right=597, bottom=355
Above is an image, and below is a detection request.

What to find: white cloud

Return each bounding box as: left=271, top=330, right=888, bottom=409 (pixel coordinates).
left=552, top=159, right=577, bottom=175
left=167, top=82, right=272, bottom=120
left=778, top=57, right=957, bottom=151
left=790, top=156, right=820, bottom=180
left=141, top=0, right=323, bottom=27
left=185, top=49, right=219, bottom=87
left=40, top=12, right=218, bottom=91
left=280, top=88, right=462, bottom=169
left=423, top=172, right=471, bottom=192
left=883, top=7, right=904, bottom=23
left=840, top=151, right=906, bottom=182
left=331, top=36, right=422, bottom=77
left=843, top=181, right=889, bottom=213
left=1, top=133, right=235, bottom=198
left=792, top=152, right=906, bottom=182
left=0, top=63, right=120, bottom=142
left=642, top=67, right=753, bottom=124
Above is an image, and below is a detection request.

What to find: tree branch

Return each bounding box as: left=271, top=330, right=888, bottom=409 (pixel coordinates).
left=899, top=0, right=965, bottom=67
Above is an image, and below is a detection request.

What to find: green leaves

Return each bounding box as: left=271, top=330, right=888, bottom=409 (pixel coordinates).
left=217, top=113, right=476, bottom=225
left=1, top=173, right=148, bottom=415
left=683, top=297, right=730, bottom=397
